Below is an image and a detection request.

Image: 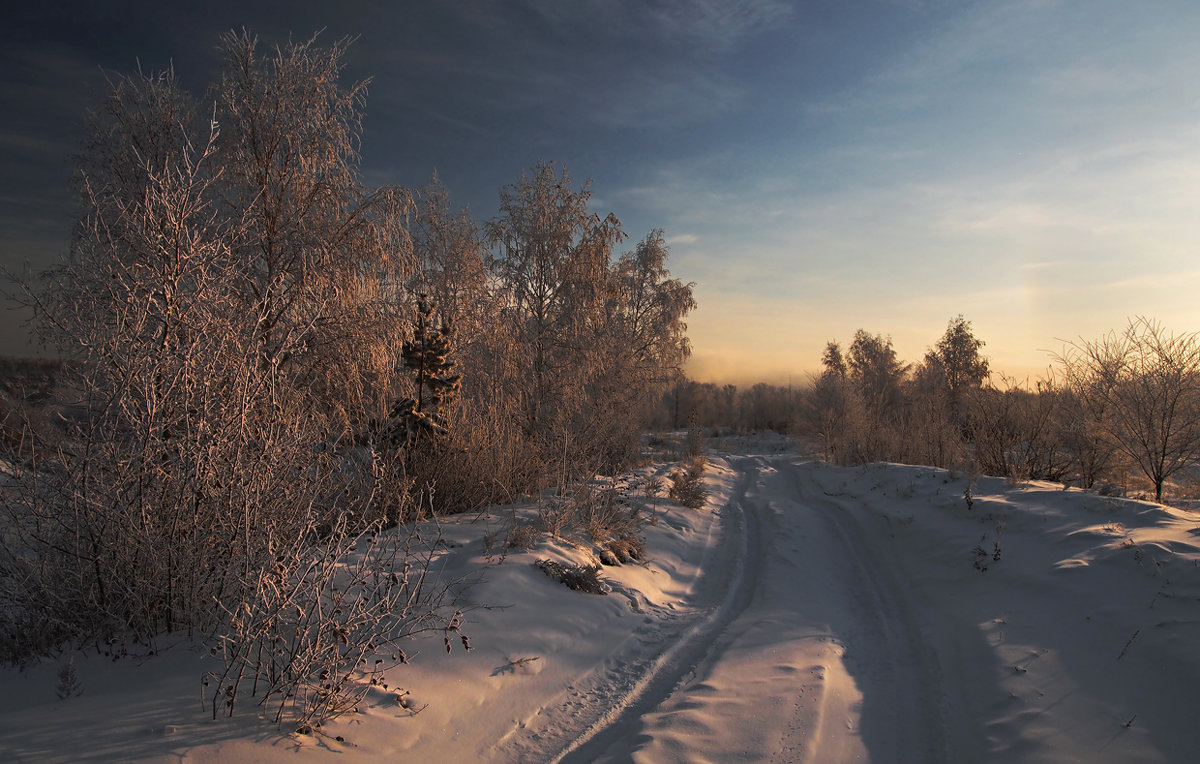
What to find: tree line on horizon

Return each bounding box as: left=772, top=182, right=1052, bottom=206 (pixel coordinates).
left=0, top=30, right=695, bottom=720
left=662, top=315, right=1200, bottom=504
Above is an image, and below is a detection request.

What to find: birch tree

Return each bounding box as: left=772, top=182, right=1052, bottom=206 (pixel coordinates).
left=1056, top=318, right=1200, bottom=502
left=485, top=161, right=623, bottom=441
left=212, top=30, right=413, bottom=432
left=1, top=35, right=452, bottom=690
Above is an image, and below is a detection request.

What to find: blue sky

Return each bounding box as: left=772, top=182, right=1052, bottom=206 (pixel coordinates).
left=3, top=0, right=1199, bottom=384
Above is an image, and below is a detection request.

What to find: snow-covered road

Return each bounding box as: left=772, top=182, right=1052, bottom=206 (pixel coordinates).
left=5, top=448, right=1196, bottom=762
left=537, top=452, right=1200, bottom=763
left=554, top=454, right=962, bottom=763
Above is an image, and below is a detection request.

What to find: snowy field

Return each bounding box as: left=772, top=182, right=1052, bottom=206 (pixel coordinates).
left=3, top=441, right=1199, bottom=762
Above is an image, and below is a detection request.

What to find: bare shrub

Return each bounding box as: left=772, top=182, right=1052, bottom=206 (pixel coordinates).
left=504, top=522, right=540, bottom=550
left=0, top=377, right=64, bottom=468
left=963, top=466, right=977, bottom=510
left=494, top=483, right=647, bottom=565
left=600, top=534, right=645, bottom=565
left=685, top=424, right=707, bottom=457
left=205, top=516, right=468, bottom=727
left=966, top=377, right=1066, bottom=481
left=1053, top=384, right=1122, bottom=490
left=571, top=486, right=645, bottom=564
left=641, top=474, right=665, bottom=525
left=575, top=487, right=640, bottom=542
left=534, top=559, right=609, bottom=595
left=55, top=657, right=81, bottom=700
left=536, top=498, right=576, bottom=538
left=402, top=395, right=544, bottom=515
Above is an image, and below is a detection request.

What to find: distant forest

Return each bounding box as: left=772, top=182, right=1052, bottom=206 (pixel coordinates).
left=666, top=315, right=1200, bottom=505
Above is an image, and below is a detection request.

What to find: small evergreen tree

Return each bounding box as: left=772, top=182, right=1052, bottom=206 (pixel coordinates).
left=389, top=294, right=460, bottom=446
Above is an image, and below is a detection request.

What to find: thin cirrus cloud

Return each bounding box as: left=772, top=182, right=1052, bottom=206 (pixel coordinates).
left=641, top=0, right=796, bottom=49
left=3, top=0, right=1200, bottom=379
left=492, top=0, right=795, bottom=50
left=430, top=1, right=759, bottom=131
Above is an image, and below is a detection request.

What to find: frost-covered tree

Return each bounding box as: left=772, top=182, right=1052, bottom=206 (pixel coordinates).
left=577, top=231, right=696, bottom=468
left=485, top=161, right=623, bottom=442
left=4, top=63, right=344, bottom=653
left=904, top=356, right=965, bottom=468
left=660, top=380, right=736, bottom=430
left=409, top=175, right=491, bottom=338
left=212, top=30, right=412, bottom=430
left=821, top=341, right=847, bottom=378
left=1055, top=318, right=1200, bottom=502
left=933, top=315, right=989, bottom=400
left=848, top=329, right=908, bottom=417
left=0, top=33, right=443, bottom=679
left=1052, top=374, right=1120, bottom=489
left=607, top=231, right=695, bottom=382
left=484, top=164, right=696, bottom=477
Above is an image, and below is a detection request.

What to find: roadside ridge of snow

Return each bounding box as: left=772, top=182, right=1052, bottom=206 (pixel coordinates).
left=550, top=456, right=762, bottom=762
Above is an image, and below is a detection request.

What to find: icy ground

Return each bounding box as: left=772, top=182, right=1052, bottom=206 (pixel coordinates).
left=3, top=443, right=1200, bottom=762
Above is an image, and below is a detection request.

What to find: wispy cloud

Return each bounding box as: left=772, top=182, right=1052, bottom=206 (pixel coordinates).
left=1019, top=261, right=1065, bottom=271
left=0, top=132, right=63, bottom=156
left=579, top=68, right=743, bottom=129
left=431, top=0, right=784, bottom=130
left=487, top=0, right=795, bottom=50
left=641, top=0, right=796, bottom=50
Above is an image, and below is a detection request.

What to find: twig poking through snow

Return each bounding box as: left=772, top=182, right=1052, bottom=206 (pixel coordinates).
left=1117, top=629, right=1141, bottom=660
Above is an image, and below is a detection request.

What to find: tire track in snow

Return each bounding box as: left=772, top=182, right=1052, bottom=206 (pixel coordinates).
left=546, top=455, right=768, bottom=764
left=782, top=463, right=951, bottom=763
left=512, top=455, right=955, bottom=763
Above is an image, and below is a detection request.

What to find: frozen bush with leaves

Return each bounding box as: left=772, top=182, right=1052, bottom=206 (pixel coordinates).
left=670, top=456, right=709, bottom=509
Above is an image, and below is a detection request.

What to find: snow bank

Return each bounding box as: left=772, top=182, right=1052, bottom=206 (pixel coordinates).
left=2, top=450, right=1198, bottom=762
left=0, top=460, right=739, bottom=763
left=795, top=461, right=1200, bottom=762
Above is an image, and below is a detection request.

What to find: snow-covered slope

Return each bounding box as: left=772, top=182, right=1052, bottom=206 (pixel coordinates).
left=2, top=447, right=1198, bottom=762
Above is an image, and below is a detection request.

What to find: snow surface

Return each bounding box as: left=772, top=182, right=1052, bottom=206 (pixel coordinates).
left=3, top=441, right=1199, bottom=762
